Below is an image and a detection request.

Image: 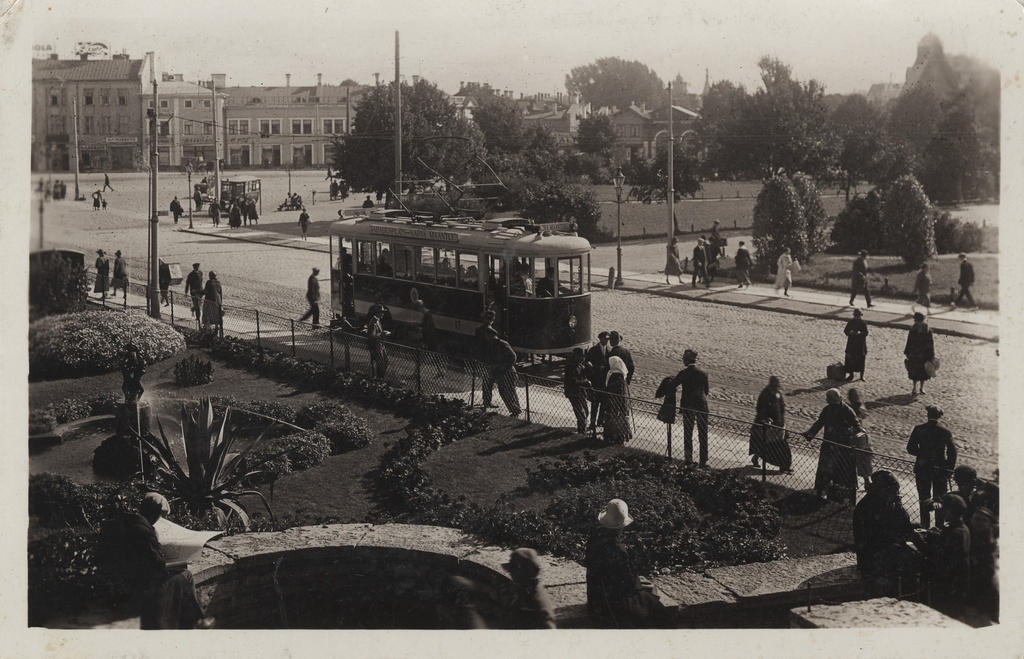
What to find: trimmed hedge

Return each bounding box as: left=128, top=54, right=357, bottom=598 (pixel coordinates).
left=29, top=410, right=58, bottom=435
left=173, top=354, right=214, bottom=386
left=30, top=310, right=185, bottom=380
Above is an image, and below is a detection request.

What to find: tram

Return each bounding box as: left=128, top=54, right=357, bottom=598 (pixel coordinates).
left=327, top=210, right=592, bottom=354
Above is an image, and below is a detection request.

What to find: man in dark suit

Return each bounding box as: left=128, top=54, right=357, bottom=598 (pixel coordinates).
left=907, top=404, right=957, bottom=527
left=952, top=253, right=977, bottom=310
left=691, top=239, right=708, bottom=288
left=674, top=348, right=710, bottom=466
left=849, top=250, right=874, bottom=308
left=606, top=331, right=634, bottom=384
left=586, top=331, right=611, bottom=430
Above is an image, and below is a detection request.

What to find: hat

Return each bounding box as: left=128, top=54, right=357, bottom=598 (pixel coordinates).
left=609, top=331, right=622, bottom=342
left=953, top=465, right=977, bottom=482
left=597, top=331, right=610, bottom=340
left=502, top=548, right=542, bottom=579
left=940, top=493, right=967, bottom=515
left=852, top=309, right=863, bottom=317
left=208, top=271, right=217, bottom=279
left=192, top=262, right=201, bottom=268
left=96, top=249, right=105, bottom=255
left=926, top=404, right=943, bottom=419
left=713, top=219, right=720, bottom=225
left=312, top=267, right=320, bottom=274
left=683, top=348, right=698, bottom=363
left=139, top=492, right=170, bottom=517
left=825, top=388, right=842, bottom=403
left=598, top=499, right=634, bottom=530
left=858, top=250, right=868, bottom=256
left=115, top=250, right=122, bottom=256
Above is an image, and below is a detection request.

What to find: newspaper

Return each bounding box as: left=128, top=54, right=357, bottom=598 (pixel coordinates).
left=153, top=518, right=223, bottom=568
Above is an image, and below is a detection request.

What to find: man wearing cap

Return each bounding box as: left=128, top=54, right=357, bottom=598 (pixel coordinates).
left=674, top=349, right=710, bottom=467
left=691, top=238, right=708, bottom=288
left=606, top=331, right=634, bottom=385
left=97, top=493, right=212, bottom=629
left=481, top=328, right=521, bottom=417
left=184, top=263, right=204, bottom=324
left=299, top=267, right=321, bottom=326
left=849, top=250, right=875, bottom=308
left=93, top=249, right=110, bottom=299
left=585, top=499, right=666, bottom=628
left=112, top=250, right=129, bottom=299
left=907, top=405, right=957, bottom=527
left=586, top=332, right=611, bottom=430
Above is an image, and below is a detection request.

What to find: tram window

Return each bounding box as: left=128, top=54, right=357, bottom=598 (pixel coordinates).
left=376, top=243, right=395, bottom=278
left=509, top=257, right=535, bottom=298
left=558, top=256, right=584, bottom=295
left=392, top=244, right=415, bottom=280
left=457, top=252, right=479, bottom=290
left=417, top=247, right=437, bottom=284
left=437, top=248, right=457, bottom=287
left=356, top=241, right=375, bottom=274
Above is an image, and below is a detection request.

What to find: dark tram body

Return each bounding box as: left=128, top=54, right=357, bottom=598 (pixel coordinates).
left=328, top=210, right=592, bottom=354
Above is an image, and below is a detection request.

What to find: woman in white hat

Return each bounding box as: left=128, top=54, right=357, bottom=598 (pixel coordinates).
left=584, top=499, right=665, bottom=628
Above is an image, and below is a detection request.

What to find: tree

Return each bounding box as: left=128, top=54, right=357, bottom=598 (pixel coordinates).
left=29, top=254, right=88, bottom=317
left=335, top=79, right=482, bottom=197
left=829, top=94, right=888, bottom=201
left=883, top=175, right=935, bottom=267
left=791, top=173, right=829, bottom=258
left=830, top=190, right=886, bottom=254
left=565, top=57, right=665, bottom=110
left=576, top=115, right=617, bottom=158
left=472, top=95, right=525, bottom=156
left=696, top=80, right=755, bottom=179
left=503, top=175, right=604, bottom=241
left=752, top=174, right=807, bottom=264
left=886, top=87, right=942, bottom=163
left=622, top=142, right=702, bottom=208
left=918, top=91, right=982, bottom=203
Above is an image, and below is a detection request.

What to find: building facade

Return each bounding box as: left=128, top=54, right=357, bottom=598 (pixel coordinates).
left=140, top=73, right=228, bottom=169
left=31, top=54, right=145, bottom=172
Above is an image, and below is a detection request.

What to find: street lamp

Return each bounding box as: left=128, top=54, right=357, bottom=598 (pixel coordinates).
left=613, top=167, right=625, bottom=288
left=186, top=163, right=194, bottom=229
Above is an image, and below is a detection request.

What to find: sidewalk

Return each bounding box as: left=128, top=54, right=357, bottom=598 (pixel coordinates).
left=179, top=222, right=998, bottom=342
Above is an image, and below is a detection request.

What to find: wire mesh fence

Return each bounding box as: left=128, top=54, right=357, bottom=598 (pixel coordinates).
left=84, top=272, right=948, bottom=543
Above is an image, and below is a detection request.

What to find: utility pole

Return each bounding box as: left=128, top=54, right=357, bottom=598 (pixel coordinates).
left=346, top=86, right=351, bottom=135
left=71, top=95, right=83, bottom=200
left=394, top=31, right=402, bottom=206
left=148, top=52, right=161, bottom=319
left=667, top=81, right=675, bottom=240
left=211, top=78, right=220, bottom=208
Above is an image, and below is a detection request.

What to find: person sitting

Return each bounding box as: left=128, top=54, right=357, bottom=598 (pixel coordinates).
left=499, top=548, right=557, bottom=629
left=922, top=493, right=972, bottom=620
left=585, top=499, right=667, bottom=628
left=536, top=267, right=556, bottom=298
left=98, top=493, right=213, bottom=629
left=852, top=471, right=920, bottom=596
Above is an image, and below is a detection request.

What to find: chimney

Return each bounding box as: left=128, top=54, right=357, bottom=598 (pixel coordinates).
left=79, top=54, right=89, bottom=61
left=286, top=73, right=291, bottom=87
left=459, top=81, right=464, bottom=91
left=520, top=92, right=523, bottom=99
left=317, top=73, right=322, bottom=86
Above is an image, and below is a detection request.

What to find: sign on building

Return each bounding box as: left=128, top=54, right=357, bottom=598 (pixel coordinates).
left=74, top=42, right=110, bottom=58
left=32, top=43, right=55, bottom=59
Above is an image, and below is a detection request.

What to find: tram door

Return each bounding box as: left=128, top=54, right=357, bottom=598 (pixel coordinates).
left=332, top=237, right=355, bottom=318
left=486, top=254, right=509, bottom=336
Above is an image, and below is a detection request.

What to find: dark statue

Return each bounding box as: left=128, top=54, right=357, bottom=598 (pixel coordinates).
left=121, top=344, right=146, bottom=403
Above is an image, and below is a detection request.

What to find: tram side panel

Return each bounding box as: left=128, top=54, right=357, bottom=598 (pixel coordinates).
left=504, top=295, right=591, bottom=354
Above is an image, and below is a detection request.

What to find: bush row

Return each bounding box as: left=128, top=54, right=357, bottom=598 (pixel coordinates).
left=173, top=354, right=214, bottom=386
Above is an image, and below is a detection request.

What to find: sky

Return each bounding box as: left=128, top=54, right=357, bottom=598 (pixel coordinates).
left=26, top=0, right=1021, bottom=97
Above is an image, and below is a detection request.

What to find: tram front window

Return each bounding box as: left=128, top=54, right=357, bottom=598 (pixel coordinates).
left=457, top=251, right=478, bottom=290
left=356, top=241, right=375, bottom=274
left=376, top=243, right=395, bottom=277
left=509, top=257, right=534, bottom=297
left=438, top=248, right=456, bottom=287
left=558, top=256, right=584, bottom=296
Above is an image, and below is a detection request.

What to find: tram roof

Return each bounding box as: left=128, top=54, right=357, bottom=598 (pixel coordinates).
left=329, top=211, right=591, bottom=256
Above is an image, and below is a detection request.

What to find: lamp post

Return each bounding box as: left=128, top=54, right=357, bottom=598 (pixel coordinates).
left=186, top=163, right=194, bottom=229
left=613, top=167, right=625, bottom=288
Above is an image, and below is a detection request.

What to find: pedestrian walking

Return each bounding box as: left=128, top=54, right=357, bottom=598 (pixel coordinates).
left=102, top=172, right=115, bottom=192
left=904, top=312, right=936, bottom=395
left=481, top=328, right=521, bottom=416
left=209, top=202, right=220, bottom=227
left=201, top=271, right=223, bottom=331
left=228, top=202, right=242, bottom=229
left=298, top=267, right=321, bottom=326
left=802, top=388, right=861, bottom=502
left=606, top=331, right=634, bottom=385
left=194, top=188, right=204, bottom=213
left=366, top=305, right=390, bottom=379
left=93, top=249, right=110, bottom=298
left=774, top=247, right=793, bottom=297
left=563, top=347, right=592, bottom=434
left=247, top=199, right=259, bottom=225
left=843, top=308, right=869, bottom=381
left=848, top=388, right=873, bottom=491
left=691, top=239, right=708, bottom=288
left=674, top=348, right=709, bottom=466
left=111, top=250, right=128, bottom=299
left=92, top=189, right=102, bottom=211
left=750, top=375, right=791, bottom=472
left=362, top=195, right=375, bottom=209
left=298, top=207, right=310, bottom=240
left=185, top=263, right=203, bottom=323
left=664, top=237, right=683, bottom=284
left=586, top=331, right=611, bottom=431
left=602, top=356, right=632, bottom=444
left=710, top=220, right=724, bottom=259
left=952, top=253, right=977, bottom=310
left=912, top=262, right=932, bottom=315
left=907, top=404, right=957, bottom=527
left=375, top=190, right=383, bottom=205
left=849, top=250, right=875, bottom=308
left=705, top=235, right=720, bottom=285
left=158, top=259, right=171, bottom=307
left=734, top=240, right=752, bottom=288
left=330, top=180, right=339, bottom=201
left=170, top=196, right=184, bottom=224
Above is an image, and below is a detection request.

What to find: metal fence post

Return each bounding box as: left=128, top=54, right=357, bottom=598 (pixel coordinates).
left=290, top=319, right=296, bottom=357
left=470, top=365, right=477, bottom=408
left=415, top=349, right=422, bottom=395
left=329, top=327, right=334, bottom=366
left=761, top=453, right=767, bottom=482
left=666, top=422, right=672, bottom=459
left=169, top=290, right=174, bottom=324
left=255, top=309, right=262, bottom=350
left=524, top=374, right=531, bottom=423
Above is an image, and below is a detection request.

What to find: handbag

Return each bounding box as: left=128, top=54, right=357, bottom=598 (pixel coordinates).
left=789, top=259, right=802, bottom=274
left=924, top=358, right=940, bottom=378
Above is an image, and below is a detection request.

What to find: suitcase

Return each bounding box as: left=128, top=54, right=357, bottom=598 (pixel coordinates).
left=827, top=362, right=847, bottom=381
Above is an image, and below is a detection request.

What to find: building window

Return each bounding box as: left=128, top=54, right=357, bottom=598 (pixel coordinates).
left=303, top=119, right=312, bottom=134
left=183, top=121, right=193, bottom=135
left=202, top=122, right=212, bottom=135
left=117, top=115, right=127, bottom=133
left=100, top=90, right=110, bottom=105
left=84, top=89, right=94, bottom=105
left=148, top=100, right=154, bottom=108
left=261, top=145, right=281, bottom=167
left=160, top=100, right=169, bottom=109
left=292, top=144, right=312, bottom=166
left=229, top=146, right=251, bottom=166
left=323, top=118, right=345, bottom=134
left=630, top=126, right=638, bottom=137
left=83, top=116, right=94, bottom=134
left=260, top=119, right=281, bottom=136
left=184, top=99, right=193, bottom=108
left=118, top=94, right=127, bottom=106
left=50, top=94, right=59, bottom=107
left=292, top=120, right=301, bottom=135
left=203, top=100, right=211, bottom=108
left=100, top=116, right=112, bottom=135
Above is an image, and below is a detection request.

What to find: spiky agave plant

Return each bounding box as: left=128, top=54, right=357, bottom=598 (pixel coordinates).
left=139, top=397, right=299, bottom=529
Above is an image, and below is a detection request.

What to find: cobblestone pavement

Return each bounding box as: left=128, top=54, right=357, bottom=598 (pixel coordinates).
left=35, top=175, right=999, bottom=472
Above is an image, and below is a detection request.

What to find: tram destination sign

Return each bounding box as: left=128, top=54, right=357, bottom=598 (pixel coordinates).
left=370, top=224, right=459, bottom=243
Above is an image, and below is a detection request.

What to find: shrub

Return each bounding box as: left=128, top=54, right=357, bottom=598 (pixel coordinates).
left=48, top=397, right=94, bottom=424
left=319, top=416, right=374, bottom=453
left=29, top=474, right=143, bottom=528
left=29, top=253, right=89, bottom=317
left=271, top=431, right=331, bottom=471
left=92, top=433, right=150, bottom=480
left=752, top=174, right=807, bottom=264
left=829, top=190, right=886, bottom=254
left=295, top=401, right=352, bottom=429
left=173, top=354, right=214, bottom=386
left=791, top=173, right=830, bottom=258
left=933, top=210, right=983, bottom=254
left=29, top=310, right=186, bottom=380
left=88, top=391, right=121, bottom=416
left=883, top=175, right=935, bottom=267
left=29, top=410, right=58, bottom=435
left=28, top=528, right=104, bottom=625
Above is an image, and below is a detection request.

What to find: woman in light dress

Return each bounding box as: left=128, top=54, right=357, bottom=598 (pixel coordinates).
left=773, top=247, right=794, bottom=297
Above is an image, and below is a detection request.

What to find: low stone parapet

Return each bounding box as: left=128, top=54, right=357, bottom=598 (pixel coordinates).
left=790, top=596, right=970, bottom=628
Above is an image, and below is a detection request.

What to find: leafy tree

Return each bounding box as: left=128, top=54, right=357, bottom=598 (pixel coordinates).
left=503, top=176, right=604, bottom=241
left=565, top=57, right=665, bottom=110
left=562, top=152, right=611, bottom=184
left=791, top=173, right=830, bottom=258
left=830, top=190, right=886, bottom=254
left=622, top=143, right=702, bottom=209
left=696, top=80, right=754, bottom=179
left=829, top=94, right=889, bottom=201
left=334, top=79, right=482, bottom=197
left=472, top=94, right=525, bottom=156
left=576, top=115, right=617, bottom=158
left=883, top=175, right=935, bottom=267
left=752, top=174, right=807, bottom=264
left=29, top=254, right=88, bottom=316
left=919, top=91, right=982, bottom=203
left=886, top=87, right=942, bottom=163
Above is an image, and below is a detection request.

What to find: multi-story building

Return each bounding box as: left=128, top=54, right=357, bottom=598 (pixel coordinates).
left=221, top=74, right=358, bottom=169
left=609, top=103, right=700, bottom=163
left=31, top=53, right=145, bottom=172
left=140, top=73, right=228, bottom=169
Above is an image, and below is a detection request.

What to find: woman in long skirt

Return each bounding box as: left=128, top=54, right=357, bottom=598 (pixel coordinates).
left=847, top=388, right=873, bottom=491
left=201, top=271, right=223, bottom=329
left=843, top=309, right=868, bottom=381
left=802, top=388, right=861, bottom=502
left=750, top=375, right=791, bottom=472
left=602, top=356, right=632, bottom=444
left=773, top=247, right=793, bottom=297
left=665, top=238, right=683, bottom=284
left=904, top=312, right=935, bottom=394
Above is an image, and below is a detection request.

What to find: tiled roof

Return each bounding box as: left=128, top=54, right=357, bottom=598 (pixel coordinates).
left=32, top=58, right=144, bottom=82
